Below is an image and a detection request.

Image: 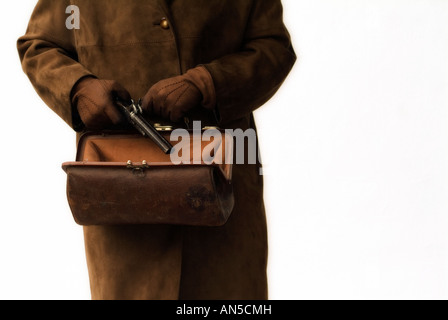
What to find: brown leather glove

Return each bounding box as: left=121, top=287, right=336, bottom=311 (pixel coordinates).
left=141, top=66, right=216, bottom=122
left=71, top=77, right=131, bottom=129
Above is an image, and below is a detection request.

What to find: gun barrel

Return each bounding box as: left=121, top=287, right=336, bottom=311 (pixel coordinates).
left=129, top=112, right=173, bottom=154
left=116, top=99, right=173, bottom=154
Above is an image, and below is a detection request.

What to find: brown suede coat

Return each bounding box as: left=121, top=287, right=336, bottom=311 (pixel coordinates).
left=18, top=0, right=296, bottom=300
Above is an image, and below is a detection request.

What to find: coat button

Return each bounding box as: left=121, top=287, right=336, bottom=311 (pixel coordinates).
left=160, top=18, right=169, bottom=29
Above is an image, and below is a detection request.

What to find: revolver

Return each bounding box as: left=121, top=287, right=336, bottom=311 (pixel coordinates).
left=115, top=98, right=173, bottom=154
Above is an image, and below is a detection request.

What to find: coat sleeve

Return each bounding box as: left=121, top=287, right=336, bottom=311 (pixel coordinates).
left=203, top=0, right=297, bottom=124
left=17, top=0, right=93, bottom=131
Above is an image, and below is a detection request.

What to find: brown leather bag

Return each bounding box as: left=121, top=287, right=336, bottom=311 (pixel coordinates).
left=62, top=130, right=234, bottom=226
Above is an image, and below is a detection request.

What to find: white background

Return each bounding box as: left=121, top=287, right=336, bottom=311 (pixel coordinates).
left=0, top=0, right=447, bottom=300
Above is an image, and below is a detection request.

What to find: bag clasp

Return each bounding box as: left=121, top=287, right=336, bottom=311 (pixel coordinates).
left=127, top=160, right=150, bottom=177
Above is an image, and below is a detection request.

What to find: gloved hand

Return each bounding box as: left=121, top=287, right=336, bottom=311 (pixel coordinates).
left=71, top=77, right=131, bottom=129
left=141, top=66, right=216, bottom=122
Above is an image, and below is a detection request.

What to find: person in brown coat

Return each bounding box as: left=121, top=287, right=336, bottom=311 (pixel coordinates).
left=18, top=0, right=296, bottom=300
